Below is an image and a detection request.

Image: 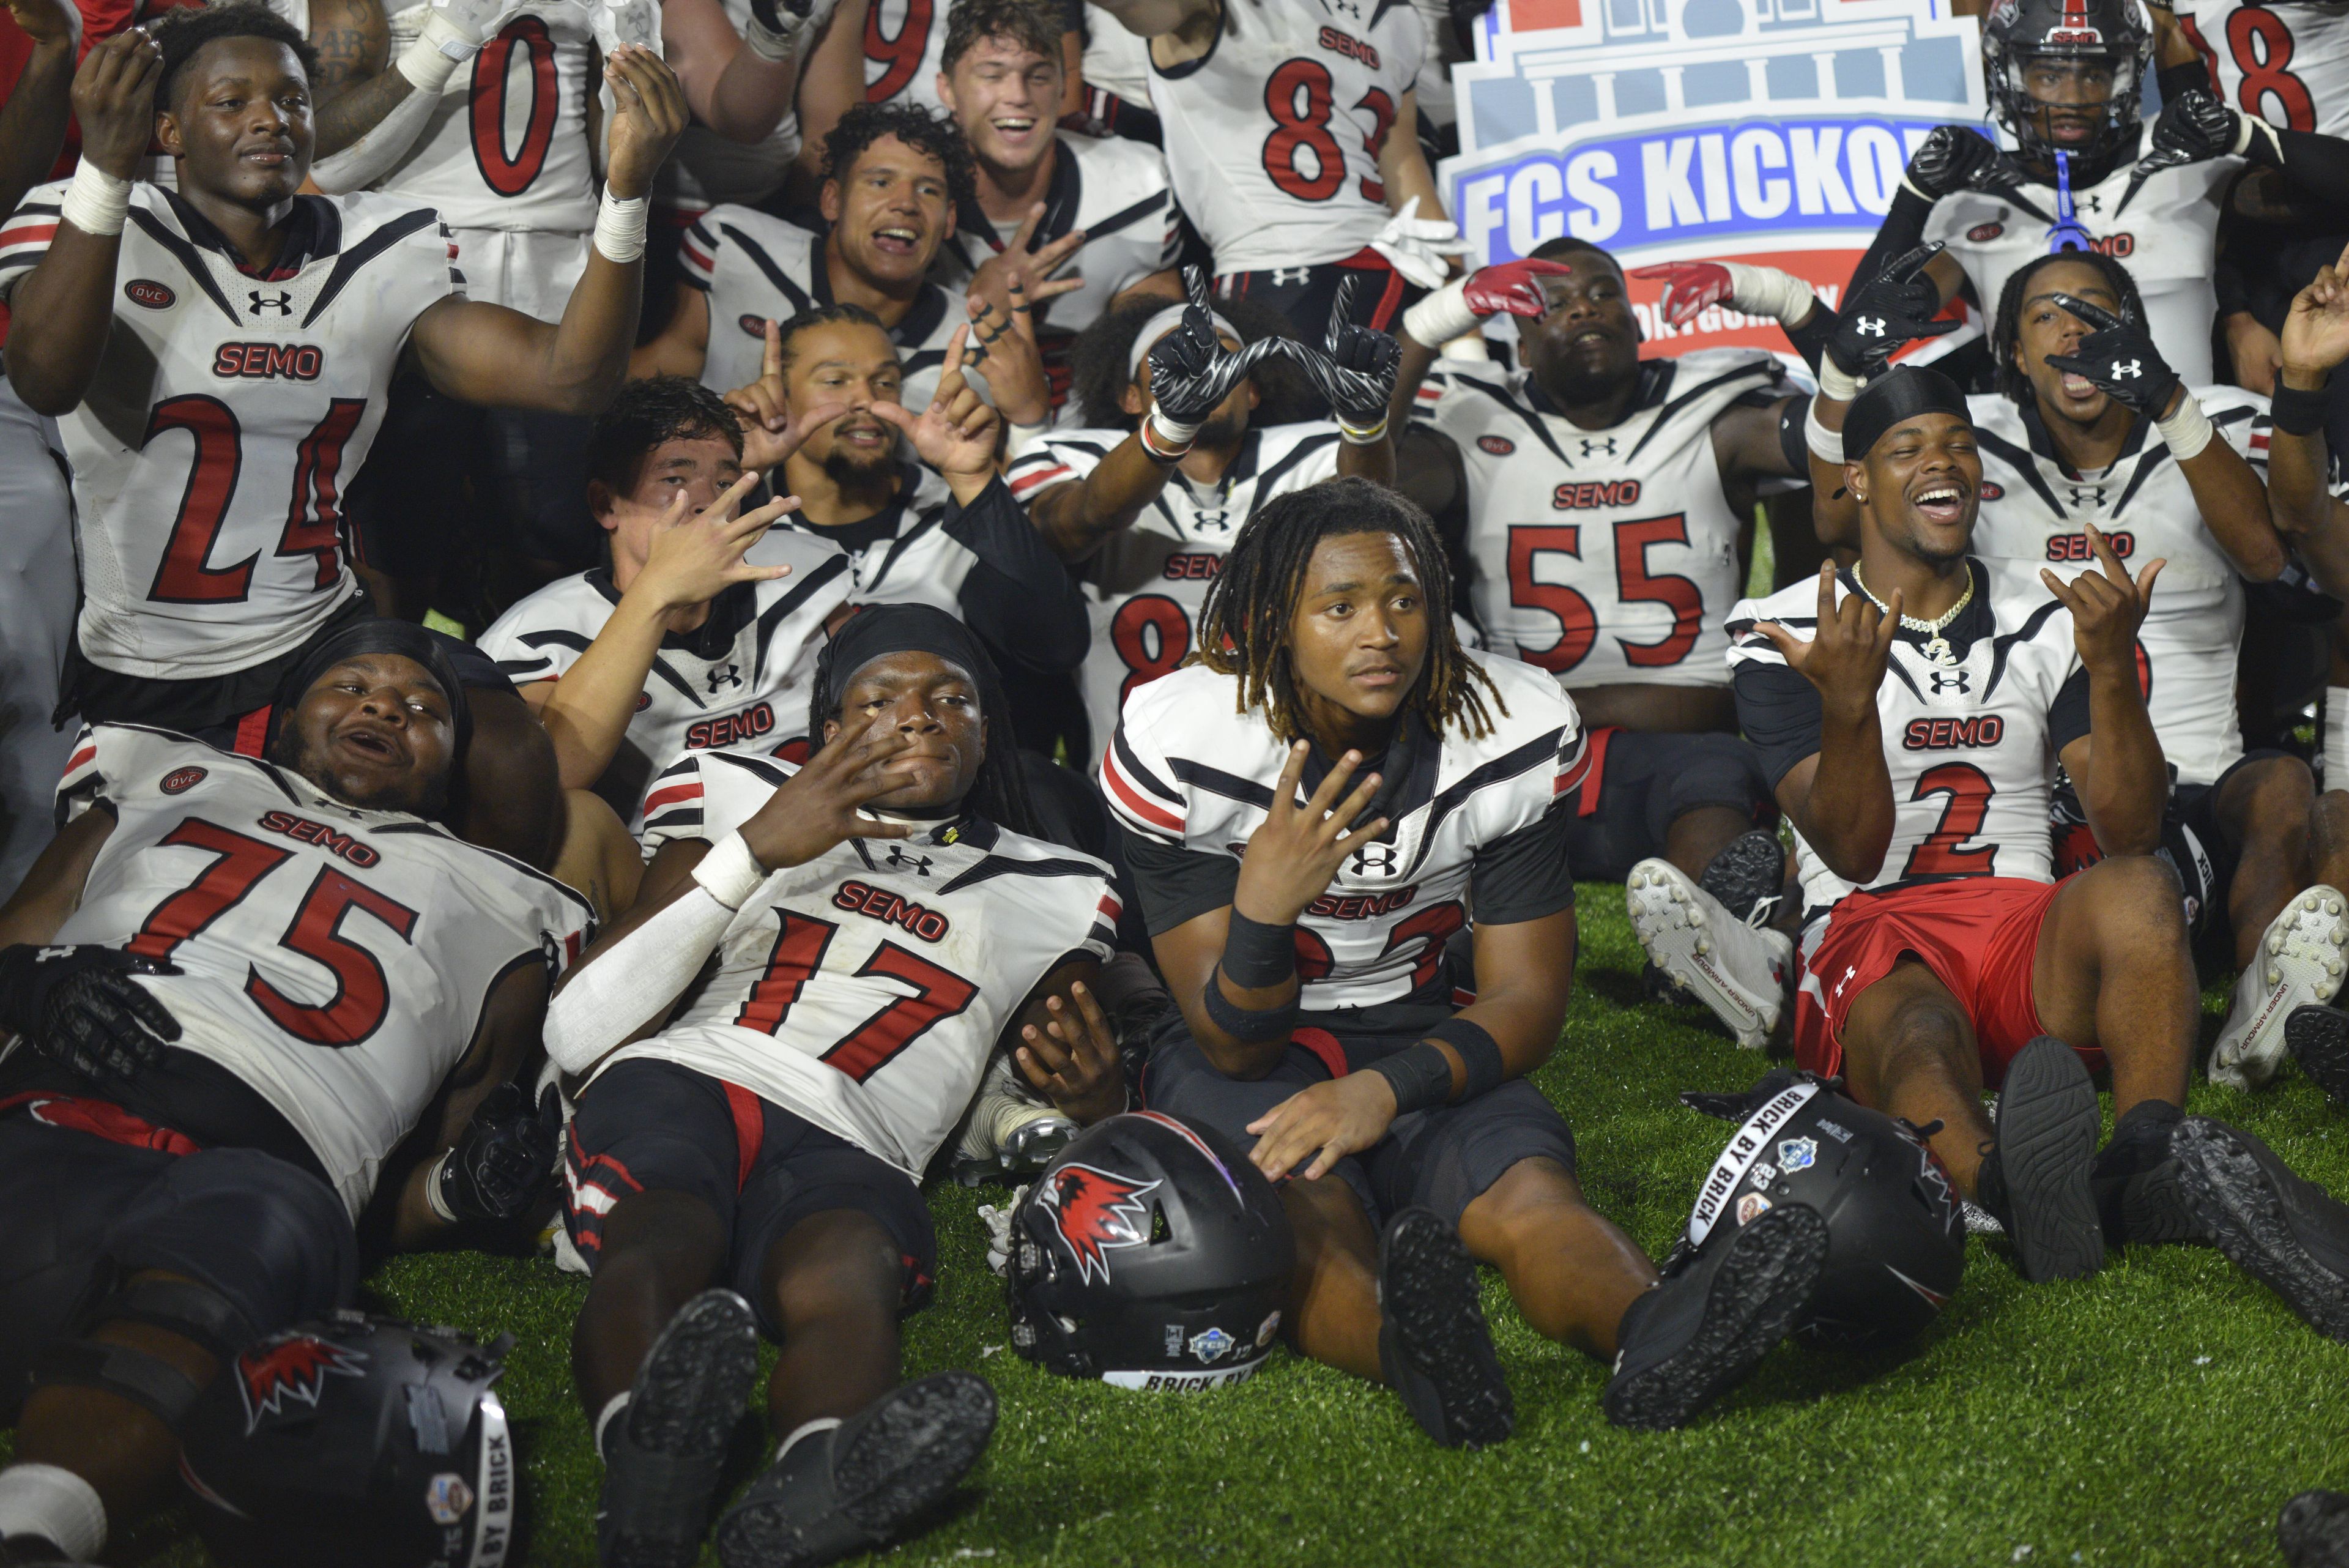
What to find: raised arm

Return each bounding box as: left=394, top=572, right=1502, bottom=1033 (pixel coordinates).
left=1086, top=0, right=1215, bottom=41
left=1750, top=563, right=1900, bottom=883
left=2045, top=524, right=2167, bottom=857
left=1285, top=276, right=1401, bottom=483
left=661, top=0, right=826, bottom=144
left=2267, top=240, right=2349, bottom=599
left=0, top=0, right=80, bottom=225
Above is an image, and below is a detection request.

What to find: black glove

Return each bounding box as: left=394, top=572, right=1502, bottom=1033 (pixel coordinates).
left=1827, top=242, right=1957, bottom=377
left=2043, top=293, right=2183, bottom=419
left=0, top=943, right=181, bottom=1083
left=432, top=1083, right=562, bottom=1224
left=1146, top=268, right=1285, bottom=429
left=1288, top=274, right=1402, bottom=429
left=2137, top=87, right=2253, bottom=174
left=1902, top=125, right=2011, bottom=200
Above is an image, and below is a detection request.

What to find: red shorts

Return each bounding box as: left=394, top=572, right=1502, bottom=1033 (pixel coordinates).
left=1794, top=875, right=2097, bottom=1089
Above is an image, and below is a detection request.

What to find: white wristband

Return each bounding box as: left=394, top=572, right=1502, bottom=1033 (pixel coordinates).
left=1142, top=407, right=1201, bottom=459
left=2156, top=391, right=2215, bottom=461
left=692, top=830, right=769, bottom=909
left=742, top=12, right=798, bottom=59
left=1401, top=276, right=1478, bottom=348
left=1804, top=399, right=1845, bottom=465
left=1723, top=262, right=1820, bottom=327
left=397, top=32, right=466, bottom=91
left=1818, top=357, right=1864, bottom=403
left=425, top=1154, right=461, bottom=1223
left=594, top=190, right=650, bottom=264
left=59, top=162, right=131, bottom=238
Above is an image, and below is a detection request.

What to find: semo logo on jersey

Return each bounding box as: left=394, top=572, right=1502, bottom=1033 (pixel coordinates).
left=213, top=343, right=325, bottom=382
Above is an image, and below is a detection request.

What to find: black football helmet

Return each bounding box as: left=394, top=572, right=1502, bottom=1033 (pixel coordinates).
left=1681, top=1074, right=1967, bottom=1348
left=179, top=1312, right=518, bottom=1568
left=1981, top=0, right=2153, bottom=184
left=1008, top=1110, right=1295, bottom=1389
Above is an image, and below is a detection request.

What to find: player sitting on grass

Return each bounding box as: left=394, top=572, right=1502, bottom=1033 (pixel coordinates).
left=541, top=604, right=1127, bottom=1568
left=1105, top=476, right=1832, bottom=1443
left=0, top=620, right=590, bottom=1566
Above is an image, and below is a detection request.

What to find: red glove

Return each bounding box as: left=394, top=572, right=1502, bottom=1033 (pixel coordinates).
left=1462, top=258, right=1576, bottom=319
left=1628, top=261, right=1732, bottom=329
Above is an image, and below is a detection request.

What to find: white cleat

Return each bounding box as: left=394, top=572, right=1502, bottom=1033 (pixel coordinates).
left=1626, top=858, right=1792, bottom=1050
left=2212, top=886, right=2349, bottom=1090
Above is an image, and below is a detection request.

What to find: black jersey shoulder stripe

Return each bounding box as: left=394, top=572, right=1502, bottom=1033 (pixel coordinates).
left=642, top=807, right=704, bottom=835
left=519, top=627, right=596, bottom=654
left=1975, top=423, right=2068, bottom=519
left=939, top=853, right=1111, bottom=896
left=2112, top=444, right=2173, bottom=518
left=896, top=281, right=949, bottom=349
left=125, top=208, right=242, bottom=325
left=1054, top=437, right=1118, bottom=459
left=902, top=348, right=949, bottom=376
left=495, top=657, right=551, bottom=676
left=708, top=750, right=795, bottom=789
left=302, top=207, right=440, bottom=326
left=95, top=722, right=305, bottom=806
left=644, top=653, right=707, bottom=709
left=1111, top=725, right=1184, bottom=806
left=1983, top=594, right=2069, bottom=702
left=1452, top=374, right=1570, bottom=467
left=650, top=753, right=701, bottom=784
left=1169, top=757, right=1277, bottom=810
left=864, top=500, right=948, bottom=590
left=10, top=201, right=59, bottom=215
left=719, top=223, right=816, bottom=315
left=1883, top=655, right=1923, bottom=703
left=754, top=552, right=850, bottom=678
left=372, top=819, right=597, bottom=913
left=1405, top=726, right=1564, bottom=877
left=1085, top=190, right=1169, bottom=240
left=1254, top=429, right=1345, bottom=494
left=1627, top=359, right=1775, bottom=463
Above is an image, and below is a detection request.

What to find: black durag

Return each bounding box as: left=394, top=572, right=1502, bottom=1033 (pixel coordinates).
left=1842, top=364, right=1972, bottom=463
left=269, top=618, right=475, bottom=761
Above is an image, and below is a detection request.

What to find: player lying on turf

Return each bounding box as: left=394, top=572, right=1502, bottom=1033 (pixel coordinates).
left=0, top=620, right=590, bottom=1566
left=1391, top=240, right=1813, bottom=1044
left=1106, top=477, right=1832, bottom=1442
left=541, top=604, right=1128, bottom=1568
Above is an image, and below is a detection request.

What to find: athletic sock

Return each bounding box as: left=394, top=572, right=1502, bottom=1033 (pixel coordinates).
left=776, top=1416, right=841, bottom=1463
left=593, top=1393, right=631, bottom=1463
left=0, top=1465, right=106, bottom=1562
left=2328, top=688, right=2349, bottom=791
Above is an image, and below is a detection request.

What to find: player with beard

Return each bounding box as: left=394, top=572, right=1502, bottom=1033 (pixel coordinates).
left=635, top=99, right=1048, bottom=426
left=544, top=604, right=1122, bottom=1568
left=1110, top=478, right=1835, bottom=1443
left=0, top=619, right=590, bottom=1565
left=722, top=303, right=1088, bottom=686
left=1389, top=238, right=1825, bottom=1047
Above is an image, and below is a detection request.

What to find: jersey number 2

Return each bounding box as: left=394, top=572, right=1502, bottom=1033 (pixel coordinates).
left=1506, top=515, right=1704, bottom=673
left=1261, top=59, right=1395, bottom=203
left=1899, top=763, right=1998, bottom=879
left=734, top=910, right=979, bottom=1082
left=144, top=396, right=367, bottom=605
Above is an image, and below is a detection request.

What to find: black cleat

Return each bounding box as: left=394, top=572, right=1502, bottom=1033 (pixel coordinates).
left=2172, top=1117, right=2349, bottom=1341
left=1700, top=828, right=1786, bottom=927
left=715, top=1372, right=996, bottom=1568
left=598, top=1289, right=761, bottom=1568
left=1603, top=1202, right=1827, bottom=1432
left=2288, top=1005, right=2349, bottom=1114
left=1376, top=1206, right=1513, bottom=1449
left=2282, top=1489, right=2349, bottom=1568
left=1976, top=1038, right=2104, bottom=1281
left=2089, top=1101, right=2205, bottom=1247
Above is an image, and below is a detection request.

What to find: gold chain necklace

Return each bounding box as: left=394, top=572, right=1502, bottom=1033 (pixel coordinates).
left=1852, top=563, right=1974, bottom=667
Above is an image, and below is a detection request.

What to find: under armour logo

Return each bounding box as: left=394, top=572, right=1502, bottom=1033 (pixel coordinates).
left=1192, top=508, right=1231, bottom=533
left=248, top=290, right=292, bottom=315
left=1350, top=842, right=1398, bottom=875
left=2065, top=486, right=2107, bottom=510
left=1928, top=668, right=1971, bottom=694
left=2110, top=359, right=2142, bottom=379
left=1578, top=437, right=1619, bottom=457
left=1857, top=315, right=1887, bottom=337
left=885, top=846, right=935, bottom=877
left=1271, top=267, right=1311, bottom=287
left=706, top=663, right=742, bottom=693
left=1834, top=964, right=1858, bottom=997
left=2081, top=193, right=2103, bottom=213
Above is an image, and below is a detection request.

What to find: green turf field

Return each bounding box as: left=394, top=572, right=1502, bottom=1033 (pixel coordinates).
left=51, top=880, right=2349, bottom=1568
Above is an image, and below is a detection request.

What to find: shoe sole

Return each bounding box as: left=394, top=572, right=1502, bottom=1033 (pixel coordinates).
left=1700, top=830, right=1784, bottom=927
left=2120, top=1158, right=2208, bottom=1247
left=1380, top=1210, right=1513, bottom=1449
left=2172, top=1120, right=2349, bottom=1342
left=1992, top=1040, right=2106, bottom=1282
left=2214, top=889, right=2349, bottom=1088
left=1626, top=861, right=1781, bottom=1050
left=603, top=1290, right=760, bottom=1568
left=2287, top=1005, right=2349, bottom=1114
left=716, top=1372, right=998, bottom=1568
left=1603, top=1204, right=1828, bottom=1433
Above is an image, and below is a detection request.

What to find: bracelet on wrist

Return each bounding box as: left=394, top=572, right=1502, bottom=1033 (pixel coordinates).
left=1138, top=414, right=1195, bottom=464
left=425, top=1154, right=461, bottom=1224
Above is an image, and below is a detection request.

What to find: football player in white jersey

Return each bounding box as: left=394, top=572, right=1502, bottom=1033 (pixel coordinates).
left=929, top=0, right=1181, bottom=411
left=542, top=604, right=1122, bottom=1568
left=0, top=6, right=684, bottom=860
left=1110, top=478, right=1835, bottom=1441
left=478, top=376, right=855, bottom=819
left=637, top=99, right=1048, bottom=424
left=0, top=619, right=590, bottom=1564
left=796, top=0, right=1083, bottom=146
left=1011, top=278, right=1388, bottom=757
left=1088, top=0, right=1464, bottom=338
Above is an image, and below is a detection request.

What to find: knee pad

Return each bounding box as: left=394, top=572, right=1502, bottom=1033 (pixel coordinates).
left=31, top=1277, right=256, bottom=1430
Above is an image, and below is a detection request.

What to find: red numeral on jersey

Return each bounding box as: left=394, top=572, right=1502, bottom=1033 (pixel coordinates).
left=1293, top=925, right=1335, bottom=982
left=128, top=819, right=293, bottom=960
left=1264, top=58, right=1371, bottom=203
left=1111, top=594, right=1194, bottom=706
left=1505, top=524, right=1598, bottom=672
left=1378, top=901, right=1466, bottom=993
left=733, top=909, right=979, bottom=1083
left=144, top=398, right=369, bottom=606
left=1354, top=87, right=1396, bottom=203
left=1612, top=513, right=1703, bottom=668
left=2227, top=9, right=2317, bottom=132
left=1899, top=762, right=1999, bottom=878
left=735, top=911, right=837, bottom=1033
left=471, top=17, right=560, bottom=198
left=864, top=0, right=935, bottom=103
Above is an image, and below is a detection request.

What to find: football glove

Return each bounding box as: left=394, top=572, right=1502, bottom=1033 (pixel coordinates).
left=2042, top=292, right=2182, bottom=420
left=1368, top=196, right=1472, bottom=291
left=0, top=943, right=181, bottom=1083
left=1628, top=260, right=1817, bottom=328
left=2137, top=87, right=2281, bottom=174
left=1827, top=243, right=1957, bottom=377
left=1144, top=269, right=1283, bottom=450
left=1401, top=257, right=1573, bottom=346
left=1288, top=275, right=1403, bottom=436
left=431, top=1083, right=563, bottom=1224
left=1901, top=125, right=2011, bottom=201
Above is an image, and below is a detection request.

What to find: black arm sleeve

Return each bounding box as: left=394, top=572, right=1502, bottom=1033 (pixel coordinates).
left=945, top=475, right=1093, bottom=673
left=1116, top=824, right=1242, bottom=936
left=2272, top=127, right=2349, bottom=206
left=1732, top=660, right=1827, bottom=787
left=2050, top=667, right=2094, bottom=753
left=2214, top=229, right=2254, bottom=320
left=2159, top=58, right=2216, bottom=100
left=1469, top=806, right=1576, bottom=923
left=1781, top=306, right=1838, bottom=376
left=1776, top=394, right=1814, bottom=474
left=1848, top=185, right=1938, bottom=295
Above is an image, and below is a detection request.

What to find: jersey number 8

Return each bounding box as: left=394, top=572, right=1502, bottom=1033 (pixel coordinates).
left=1261, top=59, right=1395, bottom=204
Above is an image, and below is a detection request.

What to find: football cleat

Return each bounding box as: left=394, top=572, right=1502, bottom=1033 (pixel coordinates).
left=1603, top=1202, right=1828, bottom=1432
left=598, top=1290, right=760, bottom=1568
left=2171, top=1118, right=2349, bottom=1342
left=952, top=1053, right=1078, bottom=1185
left=2287, top=1005, right=2349, bottom=1114
left=1376, top=1207, right=1513, bottom=1449
left=1627, top=859, right=1791, bottom=1050
left=1699, top=828, right=1786, bottom=927
left=1975, top=1038, right=2104, bottom=1281
left=2089, top=1102, right=2205, bottom=1248
left=714, top=1372, right=997, bottom=1568
left=2281, top=1489, right=2349, bottom=1568
left=2212, top=888, right=2349, bottom=1090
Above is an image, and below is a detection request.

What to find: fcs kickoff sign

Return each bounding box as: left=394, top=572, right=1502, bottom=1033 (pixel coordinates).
left=1441, top=0, right=1989, bottom=356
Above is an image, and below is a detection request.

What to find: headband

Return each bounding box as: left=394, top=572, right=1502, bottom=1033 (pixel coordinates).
left=270, top=618, right=475, bottom=760
left=1128, top=303, right=1242, bottom=381
left=1843, top=365, right=1972, bottom=463
left=814, top=603, right=1002, bottom=734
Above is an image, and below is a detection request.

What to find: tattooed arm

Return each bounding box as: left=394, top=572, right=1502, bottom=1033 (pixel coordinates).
left=307, top=0, right=406, bottom=158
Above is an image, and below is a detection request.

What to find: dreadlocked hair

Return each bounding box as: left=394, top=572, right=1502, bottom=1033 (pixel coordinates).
left=805, top=625, right=1045, bottom=839
left=1991, top=250, right=2149, bottom=408
left=1193, top=476, right=1504, bottom=743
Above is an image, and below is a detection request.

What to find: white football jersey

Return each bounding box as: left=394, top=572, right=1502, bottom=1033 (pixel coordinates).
left=1727, top=560, right=2087, bottom=918
left=2178, top=0, right=2349, bottom=137
left=1146, top=0, right=1426, bottom=273
left=475, top=530, right=852, bottom=817
left=1005, top=422, right=1345, bottom=754
left=1923, top=158, right=2235, bottom=387
left=1103, top=653, right=1581, bottom=1013
left=1965, top=388, right=2269, bottom=787
left=0, top=186, right=459, bottom=680
left=860, top=0, right=954, bottom=114
left=625, top=746, right=1116, bottom=1174
left=1416, top=348, right=1786, bottom=691
left=51, top=725, right=592, bottom=1216
left=680, top=206, right=965, bottom=412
